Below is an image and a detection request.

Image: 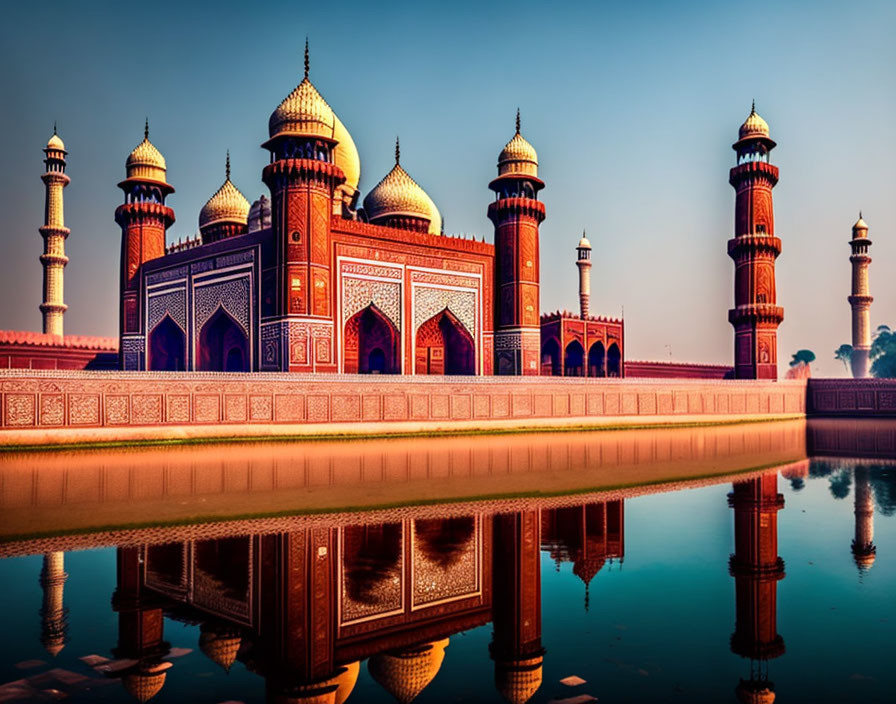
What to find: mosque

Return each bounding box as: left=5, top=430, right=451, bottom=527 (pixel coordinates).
left=107, top=45, right=625, bottom=377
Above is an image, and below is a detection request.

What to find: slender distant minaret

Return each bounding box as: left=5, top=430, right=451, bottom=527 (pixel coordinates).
left=576, top=232, right=592, bottom=319
left=39, top=552, right=68, bottom=656
left=848, top=214, right=873, bottom=378
left=40, top=128, right=70, bottom=336
left=852, top=466, right=876, bottom=570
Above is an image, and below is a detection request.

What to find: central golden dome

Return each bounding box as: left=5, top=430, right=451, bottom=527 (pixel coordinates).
left=363, top=141, right=441, bottom=235
left=267, top=43, right=361, bottom=196
left=199, top=153, right=250, bottom=230
left=127, top=120, right=167, bottom=183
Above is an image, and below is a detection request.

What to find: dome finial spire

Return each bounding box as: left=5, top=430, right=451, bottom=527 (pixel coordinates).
left=751, top=98, right=756, bottom=114
left=53, top=120, right=57, bottom=135
left=304, top=37, right=310, bottom=78
left=859, top=209, right=863, bottom=220
left=395, top=136, right=400, bottom=165
left=515, top=108, right=521, bottom=134
left=144, top=117, right=149, bottom=140
left=225, top=150, right=231, bottom=180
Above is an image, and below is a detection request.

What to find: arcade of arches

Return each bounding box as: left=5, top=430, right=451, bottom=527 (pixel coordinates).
left=541, top=337, right=622, bottom=377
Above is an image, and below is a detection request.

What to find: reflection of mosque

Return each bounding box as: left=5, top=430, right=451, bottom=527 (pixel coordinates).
left=93, top=502, right=624, bottom=703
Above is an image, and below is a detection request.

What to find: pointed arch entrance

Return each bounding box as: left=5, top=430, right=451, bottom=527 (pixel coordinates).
left=541, top=337, right=561, bottom=376
left=344, top=304, right=400, bottom=374
left=415, top=308, right=475, bottom=375
left=564, top=340, right=585, bottom=377
left=198, top=307, right=250, bottom=372
left=588, top=341, right=606, bottom=377
left=607, top=343, right=622, bottom=377
left=148, top=315, right=186, bottom=371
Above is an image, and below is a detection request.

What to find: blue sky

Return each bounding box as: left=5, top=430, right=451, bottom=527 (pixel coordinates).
left=1, top=0, right=893, bottom=374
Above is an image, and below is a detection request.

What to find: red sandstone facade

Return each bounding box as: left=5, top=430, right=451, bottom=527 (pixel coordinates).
left=0, top=331, right=117, bottom=370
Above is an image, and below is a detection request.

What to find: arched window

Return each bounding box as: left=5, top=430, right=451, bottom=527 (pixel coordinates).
left=198, top=307, right=249, bottom=372
left=564, top=340, right=585, bottom=377
left=607, top=343, right=622, bottom=378
left=415, top=309, right=475, bottom=375
left=148, top=315, right=185, bottom=371
left=541, top=337, right=561, bottom=376
left=344, top=305, right=400, bottom=374
left=588, top=342, right=606, bottom=378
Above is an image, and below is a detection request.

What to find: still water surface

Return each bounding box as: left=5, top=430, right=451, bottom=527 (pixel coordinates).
left=0, top=420, right=894, bottom=702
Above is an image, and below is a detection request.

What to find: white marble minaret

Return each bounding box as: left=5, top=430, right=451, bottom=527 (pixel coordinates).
left=848, top=214, right=873, bottom=378
left=576, top=232, right=592, bottom=319
left=40, top=127, right=70, bottom=336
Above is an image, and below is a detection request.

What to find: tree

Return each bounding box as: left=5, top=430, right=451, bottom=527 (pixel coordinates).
left=834, top=343, right=853, bottom=373
left=790, top=349, right=816, bottom=367
left=870, top=325, right=896, bottom=378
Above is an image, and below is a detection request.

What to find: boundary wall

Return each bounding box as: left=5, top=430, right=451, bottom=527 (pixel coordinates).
left=807, top=378, right=896, bottom=417
left=0, top=370, right=806, bottom=447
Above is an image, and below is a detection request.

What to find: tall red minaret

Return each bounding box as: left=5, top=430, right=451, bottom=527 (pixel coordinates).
left=261, top=42, right=345, bottom=372
left=729, top=474, right=785, bottom=703
left=728, top=103, right=783, bottom=379
left=489, top=111, right=545, bottom=376
left=115, top=120, right=175, bottom=370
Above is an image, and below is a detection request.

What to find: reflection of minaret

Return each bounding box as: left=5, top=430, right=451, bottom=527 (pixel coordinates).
left=39, top=552, right=68, bottom=656
left=852, top=466, right=876, bottom=570
left=491, top=511, right=544, bottom=704
left=729, top=475, right=785, bottom=703
left=848, top=215, right=873, bottom=378
left=111, top=547, right=172, bottom=703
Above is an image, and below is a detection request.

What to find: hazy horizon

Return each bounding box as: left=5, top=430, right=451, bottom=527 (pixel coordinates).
left=1, top=0, right=893, bottom=376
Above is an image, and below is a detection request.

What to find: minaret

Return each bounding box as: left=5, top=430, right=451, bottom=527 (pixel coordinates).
left=848, top=214, right=873, bottom=378
left=489, top=110, right=545, bottom=375
left=40, top=128, right=70, bottom=336
left=491, top=510, right=544, bottom=704
left=852, top=465, right=876, bottom=570
left=728, top=103, right=784, bottom=379
left=115, top=120, right=175, bottom=370
left=576, top=232, right=592, bottom=319
left=261, top=41, right=345, bottom=372
left=39, top=552, right=68, bottom=656
left=729, top=474, right=785, bottom=703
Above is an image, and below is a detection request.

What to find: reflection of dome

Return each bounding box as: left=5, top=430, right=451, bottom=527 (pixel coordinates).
left=363, top=143, right=441, bottom=235
left=738, top=103, right=770, bottom=141
left=368, top=639, right=449, bottom=703
left=199, top=155, right=250, bottom=231
left=198, top=624, right=241, bottom=672
left=121, top=662, right=172, bottom=703
left=332, top=661, right=360, bottom=704
left=735, top=679, right=775, bottom=704
left=495, top=655, right=543, bottom=704
left=126, top=121, right=167, bottom=183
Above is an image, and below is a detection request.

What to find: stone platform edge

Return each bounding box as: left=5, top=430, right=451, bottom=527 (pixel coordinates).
left=0, top=370, right=811, bottom=448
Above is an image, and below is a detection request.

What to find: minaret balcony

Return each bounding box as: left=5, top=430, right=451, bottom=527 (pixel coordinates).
left=728, top=304, right=784, bottom=326
left=729, top=160, right=779, bottom=187
left=487, top=197, right=546, bottom=224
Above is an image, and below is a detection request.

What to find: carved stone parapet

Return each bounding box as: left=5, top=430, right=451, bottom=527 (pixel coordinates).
left=39, top=302, right=68, bottom=314
left=262, top=158, right=345, bottom=190
left=727, top=235, right=782, bottom=259
left=39, top=253, right=70, bottom=267
left=487, top=197, right=546, bottom=225
left=39, top=225, right=70, bottom=239
left=729, top=161, right=779, bottom=188
left=848, top=294, right=873, bottom=306
left=41, top=172, right=70, bottom=187
left=114, top=202, right=176, bottom=228
left=728, top=304, right=784, bottom=326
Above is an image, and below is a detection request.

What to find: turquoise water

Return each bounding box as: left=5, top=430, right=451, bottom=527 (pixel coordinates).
left=0, top=461, right=894, bottom=703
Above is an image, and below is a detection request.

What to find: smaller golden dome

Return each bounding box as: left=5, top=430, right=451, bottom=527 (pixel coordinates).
left=199, top=153, right=250, bottom=230
left=497, top=110, right=538, bottom=178
left=127, top=120, right=167, bottom=182
left=853, top=212, right=869, bottom=233
left=363, top=140, right=441, bottom=235
left=577, top=233, right=591, bottom=249
left=368, top=639, right=449, bottom=704
left=739, top=102, right=770, bottom=140
left=46, top=131, right=65, bottom=152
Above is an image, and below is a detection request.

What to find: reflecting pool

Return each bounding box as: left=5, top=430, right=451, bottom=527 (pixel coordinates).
left=0, top=419, right=894, bottom=702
